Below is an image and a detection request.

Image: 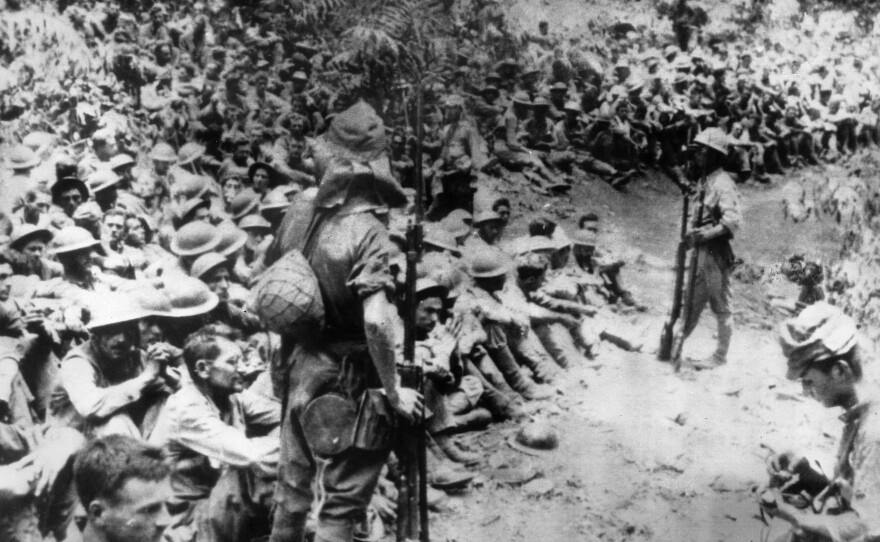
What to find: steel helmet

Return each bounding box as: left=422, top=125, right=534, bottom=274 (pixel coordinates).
left=164, top=276, right=220, bottom=318
left=230, top=189, right=260, bottom=221
left=4, top=144, right=41, bottom=170
left=86, top=292, right=148, bottom=330
left=190, top=252, right=228, bottom=280
left=149, top=142, right=178, bottom=162
left=170, top=221, right=221, bottom=257
left=121, top=284, right=175, bottom=317
left=424, top=226, right=461, bottom=255
left=467, top=250, right=511, bottom=278
left=214, top=220, right=248, bottom=257
left=87, top=169, right=122, bottom=193
left=50, top=226, right=100, bottom=255
left=177, top=142, right=206, bottom=166
left=260, top=187, right=291, bottom=213
left=238, top=214, right=272, bottom=232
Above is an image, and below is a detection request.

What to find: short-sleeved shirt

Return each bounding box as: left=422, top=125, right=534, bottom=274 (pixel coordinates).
left=49, top=341, right=149, bottom=432
left=698, top=169, right=742, bottom=235
left=305, top=208, right=396, bottom=338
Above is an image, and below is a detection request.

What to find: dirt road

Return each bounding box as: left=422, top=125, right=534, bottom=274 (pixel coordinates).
left=427, top=170, right=846, bottom=542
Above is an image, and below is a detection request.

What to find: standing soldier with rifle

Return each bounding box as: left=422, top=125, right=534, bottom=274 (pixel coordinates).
left=266, top=101, right=424, bottom=542
left=660, top=127, right=741, bottom=369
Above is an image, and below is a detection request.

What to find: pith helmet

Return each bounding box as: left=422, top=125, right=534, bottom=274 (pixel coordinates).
left=694, top=127, right=731, bottom=155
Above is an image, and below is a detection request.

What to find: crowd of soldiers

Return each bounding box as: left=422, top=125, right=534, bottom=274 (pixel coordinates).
left=1, top=1, right=879, bottom=541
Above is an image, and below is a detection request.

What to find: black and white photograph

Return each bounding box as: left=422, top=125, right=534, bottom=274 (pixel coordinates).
left=1, top=0, right=879, bottom=540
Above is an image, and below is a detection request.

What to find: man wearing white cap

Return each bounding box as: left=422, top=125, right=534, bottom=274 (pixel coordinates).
left=762, top=303, right=880, bottom=541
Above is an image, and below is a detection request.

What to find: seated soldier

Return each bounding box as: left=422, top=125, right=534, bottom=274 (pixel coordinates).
left=454, top=251, right=553, bottom=400
left=49, top=292, right=178, bottom=438
left=150, top=327, right=280, bottom=542
left=515, top=249, right=590, bottom=369
left=403, top=278, right=492, bottom=466
left=578, top=213, right=642, bottom=308
left=74, top=434, right=172, bottom=542
left=762, top=303, right=880, bottom=541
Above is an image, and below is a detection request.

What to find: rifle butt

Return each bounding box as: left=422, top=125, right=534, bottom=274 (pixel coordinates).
left=658, top=322, right=674, bottom=361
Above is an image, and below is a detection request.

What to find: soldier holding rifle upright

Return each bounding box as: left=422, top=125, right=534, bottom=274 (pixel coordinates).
left=663, top=127, right=742, bottom=369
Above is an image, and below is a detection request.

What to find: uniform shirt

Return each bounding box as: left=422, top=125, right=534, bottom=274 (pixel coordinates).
left=149, top=381, right=280, bottom=503
left=306, top=208, right=396, bottom=338
left=49, top=341, right=152, bottom=432
left=698, top=169, right=742, bottom=235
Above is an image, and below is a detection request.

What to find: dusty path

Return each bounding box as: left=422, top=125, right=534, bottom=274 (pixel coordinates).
left=426, top=170, right=846, bottom=542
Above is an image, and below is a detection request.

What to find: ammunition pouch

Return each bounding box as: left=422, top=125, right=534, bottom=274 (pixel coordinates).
left=704, top=234, right=735, bottom=269
left=353, top=389, right=397, bottom=452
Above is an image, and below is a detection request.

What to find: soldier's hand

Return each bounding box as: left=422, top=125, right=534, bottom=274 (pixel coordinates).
left=389, top=388, right=424, bottom=424
left=766, top=451, right=808, bottom=486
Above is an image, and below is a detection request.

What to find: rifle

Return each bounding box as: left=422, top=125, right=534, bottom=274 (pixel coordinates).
left=657, top=191, right=690, bottom=361
left=397, top=37, right=429, bottom=542
left=671, top=178, right=706, bottom=371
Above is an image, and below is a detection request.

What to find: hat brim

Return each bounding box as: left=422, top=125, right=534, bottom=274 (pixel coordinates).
left=424, top=240, right=461, bottom=256
left=88, top=314, right=146, bottom=330
left=169, top=293, right=220, bottom=318
left=10, top=230, right=53, bottom=251
left=177, top=147, right=206, bottom=166
left=232, top=199, right=260, bottom=221
left=6, top=156, right=41, bottom=170
left=219, top=231, right=248, bottom=257
left=319, top=133, right=388, bottom=163
left=507, top=434, right=557, bottom=456
left=170, top=235, right=221, bottom=257
left=50, top=239, right=99, bottom=255
left=260, top=202, right=289, bottom=213
left=92, top=178, right=123, bottom=193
